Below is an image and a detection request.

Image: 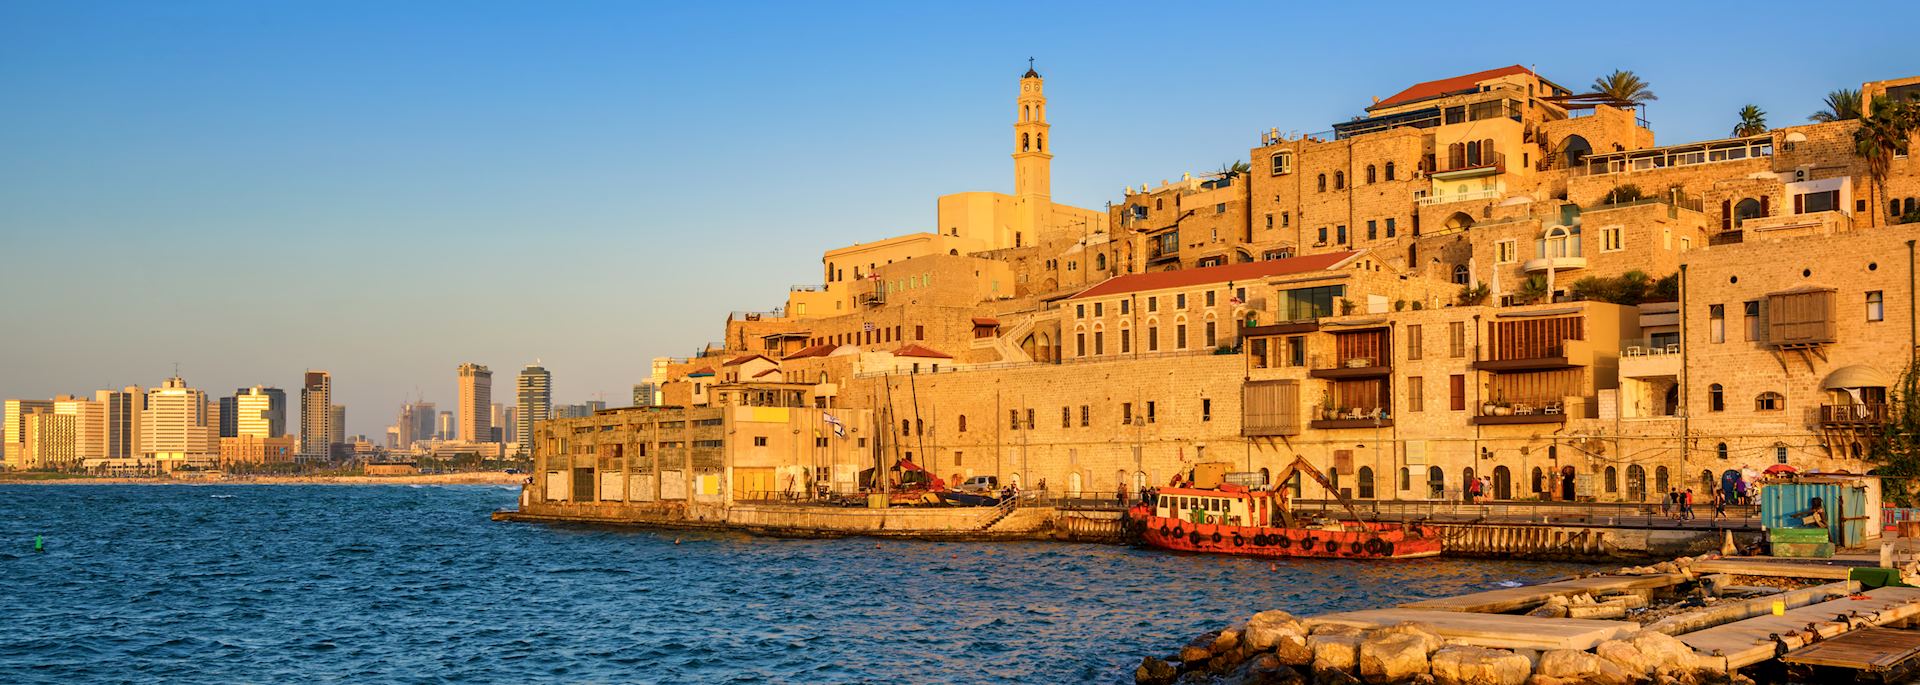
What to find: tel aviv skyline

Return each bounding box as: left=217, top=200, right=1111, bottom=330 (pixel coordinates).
left=4, top=0, right=1918, bottom=438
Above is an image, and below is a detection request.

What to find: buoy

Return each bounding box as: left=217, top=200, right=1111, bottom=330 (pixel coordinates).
left=34, top=535, right=44, bottom=552
left=674, top=538, right=681, bottom=545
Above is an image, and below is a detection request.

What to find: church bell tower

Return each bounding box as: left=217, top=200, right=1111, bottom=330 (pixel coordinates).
left=1013, top=60, right=1052, bottom=201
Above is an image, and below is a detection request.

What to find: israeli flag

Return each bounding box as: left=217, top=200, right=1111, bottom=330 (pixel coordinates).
left=823, top=413, right=846, bottom=438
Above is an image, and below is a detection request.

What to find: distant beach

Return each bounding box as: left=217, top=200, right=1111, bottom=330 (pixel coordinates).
left=0, top=471, right=524, bottom=486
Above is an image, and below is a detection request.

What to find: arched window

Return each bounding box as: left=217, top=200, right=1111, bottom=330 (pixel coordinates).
left=1654, top=465, right=1669, bottom=494
left=1328, top=467, right=1340, bottom=494
left=914, top=418, right=923, bottom=436
left=1562, top=134, right=1592, bottom=168
left=1399, top=467, right=1411, bottom=491
left=1365, top=164, right=1377, bottom=184
left=1451, top=264, right=1470, bottom=284
left=1733, top=198, right=1763, bottom=227
left=1604, top=466, right=1619, bottom=493
left=1095, top=253, right=1107, bottom=271
left=1022, top=132, right=1030, bottom=151
left=1357, top=466, right=1374, bottom=499
left=1541, top=225, right=1582, bottom=259
left=958, top=415, right=967, bottom=432
left=1317, top=174, right=1327, bottom=192
left=1755, top=392, right=1784, bottom=411
left=1023, top=104, right=1030, bottom=121
left=1709, top=384, right=1725, bottom=412
left=1385, top=161, right=1396, bottom=181
left=1036, top=133, right=1043, bottom=151
left=1531, top=467, right=1545, bottom=494
left=819, top=371, right=829, bottom=383
left=1427, top=466, right=1444, bottom=499
left=1626, top=465, right=1647, bottom=501
left=1716, top=442, right=1728, bottom=460
left=1334, top=171, right=1345, bottom=190
left=1700, top=469, right=1715, bottom=493
left=901, top=420, right=911, bottom=436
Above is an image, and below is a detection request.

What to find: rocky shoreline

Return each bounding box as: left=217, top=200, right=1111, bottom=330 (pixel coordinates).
left=1139, top=556, right=1756, bottom=685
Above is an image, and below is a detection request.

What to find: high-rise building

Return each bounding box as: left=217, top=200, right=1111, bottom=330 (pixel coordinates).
left=490, top=403, right=505, bottom=443
left=330, top=404, right=346, bottom=447
left=21, top=412, right=76, bottom=470
left=395, top=401, right=436, bottom=447
left=300, top=370, right=333, bottom=462
left=516, top=363, right=550, bottom=457
left=437, top=411, right=454, bottom=440
left=3, top=399, right=54, bottom=470
left=142, top=376, right=218, bottom=469
left=96, top=387, right=143, bottom=459
left=503, top=406, right=518, bottom=445
left=457, top=363, right=492, bottom=443
left=218, top=395, right=240, bottom=438
left=52, top=395, right=107, bottom=464
left=632, top=382, right=658, bottom=407
left=234, top=386, right=284, bottom=439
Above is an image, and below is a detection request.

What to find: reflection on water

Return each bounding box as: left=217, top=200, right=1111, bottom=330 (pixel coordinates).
left=0, top=485, right=1599, bottom=683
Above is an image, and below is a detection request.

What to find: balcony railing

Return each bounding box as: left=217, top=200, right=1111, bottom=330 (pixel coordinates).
left=1813, top=403, right=1891, bottom=427
left=1470, top=398, right=1569, bottom=425
left=1433, top=151, right=1506, bottom=177
left=1310, top=406, right=1393, bottom=429
left=1417, top=188, right=1502, bottom=206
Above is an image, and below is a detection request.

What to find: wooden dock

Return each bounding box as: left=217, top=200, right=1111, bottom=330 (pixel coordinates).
left=1401, top=573, right=1686, bottom=613
left=1678, top=586, right=1920, bottom=669
left=1781, top=627, right=1920, bottom=674
left=1305, top=609, right=1638, bottom=651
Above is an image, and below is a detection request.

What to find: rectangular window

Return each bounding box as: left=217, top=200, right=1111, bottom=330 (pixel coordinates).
left=1093, top=331, right=1105, bottom=355
left=1796, top=190, right=1839, bottom=214
left=1601, top=226, right=1624, bottom=252
left=1147, top=401, right=1156, bottom=423
left=1201, top=399, right=1211, bottom=422
left=1009, top=409, right=1020, bottom=430
left=1743, top=301, right=1761, bottom=342
left=1336, top=225, right=1347, bottom=244
left=1121, top=328, right=1132, bottom=353
left=1176, top=324, right=1188, bottom=349
left=1215, top=202, right=1226, bottom=214
left=1080, top=405, right=1090, bottom=427
left=1076, top=304, right=1085, bottom=319
left=1496, top=240, right=1517, bottom=264
left=1366, top=220, right=1377, bottom=240
left=1282, top=212, right=1291, bottom=228
left=753, top=436, right=768, bottom=447
left=1177, top=293, right=1187, bottom=309
left=1270, top=150, right=1293, bottom=175
left=1868, top=291, right=1885, bottom=321
left=1448, top=321, right=1466, bottom=357
left=1147, top=296, right=1158, bottom=312
left=1709, top=304, right=1725, bottom=343
left=1282, top=285, right=1346, bottom=321
left=1063, top=407, right=1071, bottom=428
left=1406, top=324, right=1423, bottom=360
left=1408, top=376, right=1424, bottom=412
left=1094, top=302, right=1103, bottom=317
left=1317, top=226, right=1328, bottom=245
left=1205, top=290, right=1216, bottom=307
left=1265, top=213, right=1273, bottom=229
left=1449, top=374, right=1466, bottom=411
left=1122, top=403, right=1132, bottom=424
left=1205, top=321, right=1217, bottom=347
left=1148, top=326, right=1159, bottom=351
left=1076, top=333, right=1087, bottom=356
left=1120, top=299, right=1130, bottom=315
left=1025, top=409, right=1034, bottom=429
left=1385, top=217, right=1396, bottom=238
left=1285, top=336, right=1306, bottom=367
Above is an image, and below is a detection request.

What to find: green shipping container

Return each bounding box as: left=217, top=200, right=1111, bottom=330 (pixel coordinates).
left=1771, top=541, right=1835, bottom=558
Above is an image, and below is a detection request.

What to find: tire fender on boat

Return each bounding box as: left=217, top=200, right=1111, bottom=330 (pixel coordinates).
left=1324, top=540, right=1339, bottom=554
left=1275, top=535, right=1291, bottom=549
left=1230, top=533, right=1244, bottom=547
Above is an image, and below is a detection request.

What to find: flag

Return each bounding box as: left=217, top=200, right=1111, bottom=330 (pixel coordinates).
left=823, top=413, right=846, bottom=438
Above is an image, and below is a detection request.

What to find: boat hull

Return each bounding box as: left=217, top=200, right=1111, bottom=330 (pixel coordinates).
left=1130, top=508, right=1442, bottom=560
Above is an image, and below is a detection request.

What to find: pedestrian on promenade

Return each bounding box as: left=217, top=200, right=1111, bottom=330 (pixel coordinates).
left=1712, top=488, right=1727, bottom=520
left=1661, top=488, right=1674, bottom=517
left=1681, top=488, right=1695, bottom=521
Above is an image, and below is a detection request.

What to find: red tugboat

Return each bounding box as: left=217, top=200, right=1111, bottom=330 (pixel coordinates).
left=1127, top=457, right=1441, bottom=560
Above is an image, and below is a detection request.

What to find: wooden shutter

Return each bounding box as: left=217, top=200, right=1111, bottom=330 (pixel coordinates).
left=1449, top=375, right=1467, bottom=411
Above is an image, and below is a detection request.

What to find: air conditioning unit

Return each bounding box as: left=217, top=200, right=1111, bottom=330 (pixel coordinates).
left=1794, top=167, right=1808, bottom=182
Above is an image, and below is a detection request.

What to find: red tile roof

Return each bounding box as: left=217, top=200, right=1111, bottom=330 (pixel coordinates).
left=751, top=368, right=781, bottom=378
left=723, top=354, right=771, bottom=367
left=891, top=344, right=952, bottom=359
left=1370, top=65, right=1533, bottom=110
left=688, top=366, right=715, bottom=376
left=1067, top=251, right=1359, bottom=300
left=971, top=317, right=1000, bottom=326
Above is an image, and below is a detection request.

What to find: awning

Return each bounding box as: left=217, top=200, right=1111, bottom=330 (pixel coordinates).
left=1823, top=364, right=1892, bottom=390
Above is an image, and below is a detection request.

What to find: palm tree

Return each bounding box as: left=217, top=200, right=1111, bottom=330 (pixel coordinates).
left=1732, top=105, right=1768, bottom=137
left=1855, top=96, right=1919, bottom=225
left=1215, top=160, right=1252, bottom=179
left=1591, top=70, right=1657, bottom=105
left=1809, top=88, right=1862, bottom=123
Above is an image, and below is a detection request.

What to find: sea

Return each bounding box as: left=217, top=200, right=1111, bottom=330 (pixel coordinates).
left=0, top=484, right=1599, bottom=683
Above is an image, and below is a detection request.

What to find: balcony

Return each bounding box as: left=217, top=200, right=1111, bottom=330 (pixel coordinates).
left=1309, top=361, right=1392, bottom=379
left=1473, top=338, right=1595, bottom=371
left=1310, top=407, right=1393, bottom=430
left=1417, top=188, right=1502, bottom=206
left=1308, top=330, right=1391, bottom=379
left=1521, top=256, right=1587, bottom=273
left=1469, top=399, right=1569, bottom=426
left=1813, top=403, right=1891, bottom=428
left=1432, top=151, right=1505, bottom=180
left=1618, top=339, right=1681, bottom=379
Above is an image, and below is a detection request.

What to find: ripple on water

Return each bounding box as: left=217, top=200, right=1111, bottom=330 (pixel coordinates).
left=0, top=484, right=1600, bottom=684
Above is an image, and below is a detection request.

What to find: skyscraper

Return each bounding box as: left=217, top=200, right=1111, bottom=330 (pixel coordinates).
left=218, top=394, right=240, bottom=438
left=437, top=411, right=453, bottom=440
left=96, top=386, right=143, bottom=459
left=142, top=376, right=217, bottom=469
left=490, top=403, right=505, bottom=443
left=330, top=404, right=346, bottom=448
left=516, top=363, right=550, bottom=457
left=300, top=370, right=333, bottom=462
left=4, top=399, right=54, bottom=470
left=632, top=382, right=658, bottom=407
left=457, top=363, right=491, bottom=443
left=51, top=395, right=106, bottom=464
left=233, top=386, right=285, bottom=438
left=502, top=406, right=517, bottom=445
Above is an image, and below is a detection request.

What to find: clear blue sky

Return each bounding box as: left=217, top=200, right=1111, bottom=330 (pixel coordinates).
left=3, top=0, right=1917, bottom=438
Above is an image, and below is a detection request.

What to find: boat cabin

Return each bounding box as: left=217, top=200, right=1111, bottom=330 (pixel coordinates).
left=1156, top=488, right=1260, bottom=526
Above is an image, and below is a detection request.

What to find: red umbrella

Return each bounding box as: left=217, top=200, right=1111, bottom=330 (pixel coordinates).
left=1764, top=464, right=1798, bottom=475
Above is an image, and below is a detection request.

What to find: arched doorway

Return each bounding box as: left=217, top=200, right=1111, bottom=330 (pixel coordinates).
left=1562, top=134, right=1593, bottom=168
left=1066, top=472, right=1083, bottom=498
left=1733, top=198, right=1763, bottom=227
left=1357, top=466, right=1375, bottom=499
left=1492, top=466, right=1512, bottom=500
left=1009, top=472, right=1022, bottom=490
left=1428, top=466, right=1445, bottom=499
left=1461, top=467, right=1476, bottom=501
left=1445, top=212, right=1475, bottom=232
left=1699, top=469, right=1714, bottom=494
left=1560, top=466, right=1577, bottom=501
left=1626, top=465, right=1647, bottom=501
left=1721, top=470, right=1743, bottom=502
left=1259, top=467, right=1271, bottom=488
left=1654, top=465, right=1670, bottom=495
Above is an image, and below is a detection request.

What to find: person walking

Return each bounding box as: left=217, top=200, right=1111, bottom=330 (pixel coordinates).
left=1661, top=488, right=1674, bottom=518
left=1712, top=487, right=1727, bottom=520
left=1681, top=488, right=1695, bottom=521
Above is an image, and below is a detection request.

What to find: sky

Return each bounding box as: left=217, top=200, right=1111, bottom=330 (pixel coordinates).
left=3, top=0, right=1918, bottom=439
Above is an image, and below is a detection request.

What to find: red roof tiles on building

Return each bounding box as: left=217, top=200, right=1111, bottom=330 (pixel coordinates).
left=891, top=344, right=952, bottom=359
left=1370, top=65, right=1533, bottom=110
left=782, top=344, right=836, bottom=360
left=970, top=317, right=1000, bottom=326
left=1067, top=251, right=1360, bottom=300
left=688, top=367, right=715, bottom=376
left=723, top=354, right=771, bottom=367
left=751, top=368, right=781, bottom=379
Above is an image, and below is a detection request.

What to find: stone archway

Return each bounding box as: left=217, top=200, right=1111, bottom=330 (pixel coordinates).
left=1492, top=465, right=1512, bottom=500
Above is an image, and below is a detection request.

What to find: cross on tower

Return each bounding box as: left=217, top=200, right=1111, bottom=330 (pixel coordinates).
left=1028, top=57, right=1034, bottom=70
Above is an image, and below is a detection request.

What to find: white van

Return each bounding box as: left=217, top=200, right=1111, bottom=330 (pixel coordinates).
left=957, top=475, right=1000, bottom=493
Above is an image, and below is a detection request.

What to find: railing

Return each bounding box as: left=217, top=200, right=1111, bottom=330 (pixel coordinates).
left=1575, top=140, right=1773, bottom=177
left=1282, top=498, right=1761, bottom=530
left=1475, top=397, right=1567, bottom=418
left=1707, top=230, right=1744, bottom=246
left=1621, top=338, right=1680, bottom=358
left=1416, top=188, right=1502, bottom=206
left=1812, top=403, right=1891, bottom=425
left=789, top=284, right=825, bottom=292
